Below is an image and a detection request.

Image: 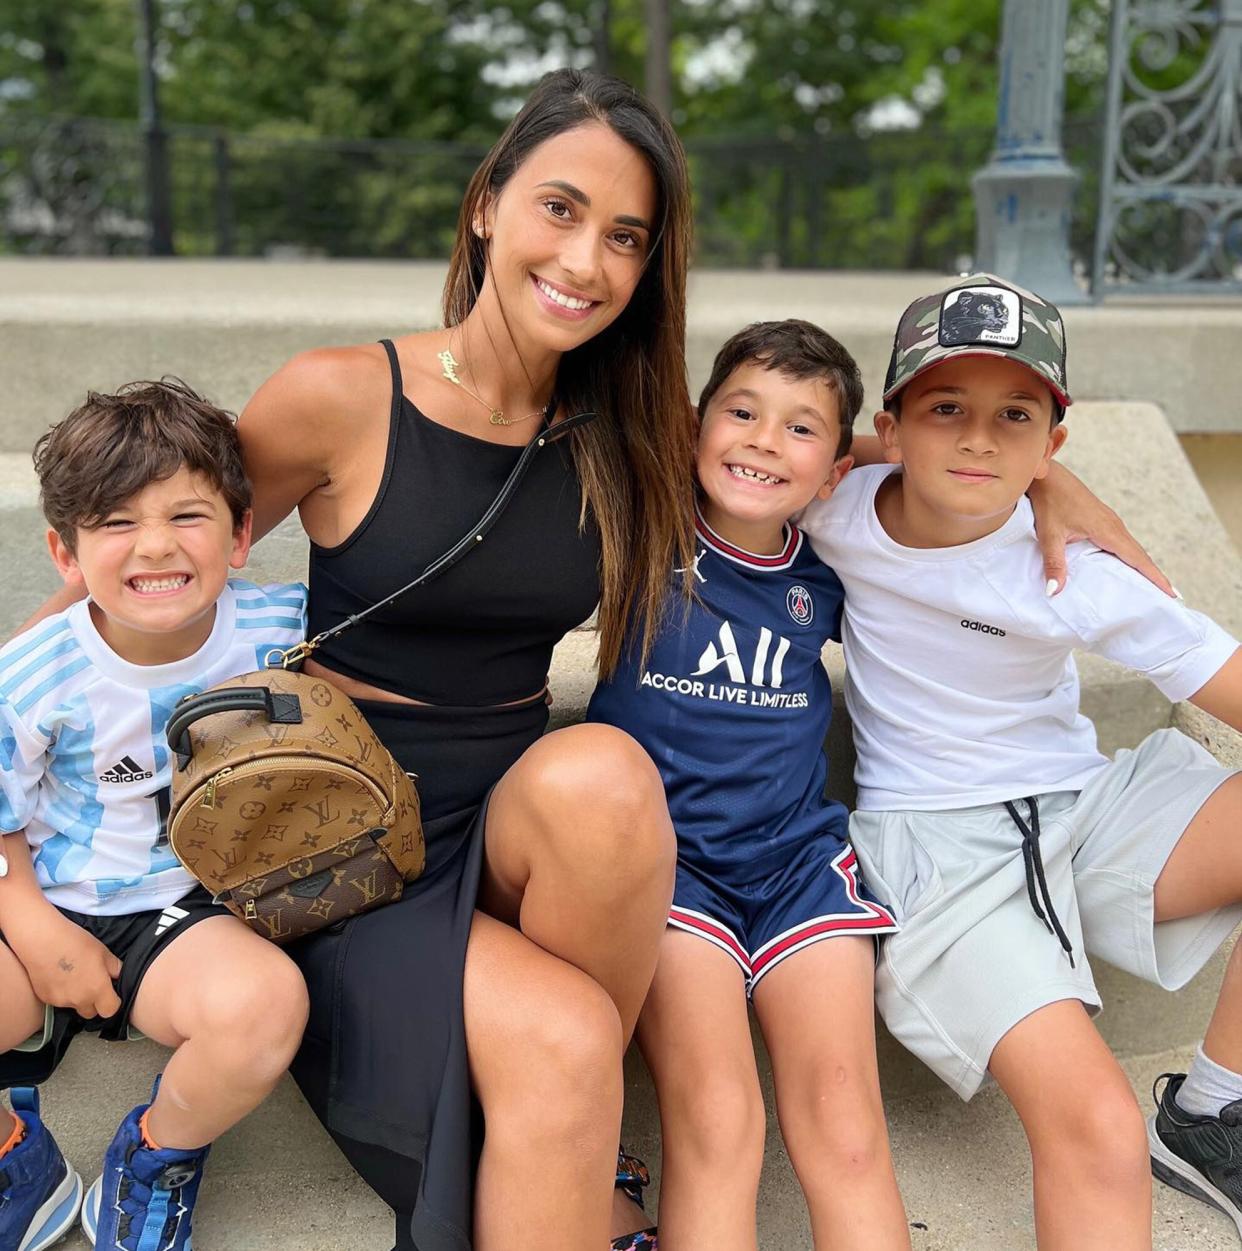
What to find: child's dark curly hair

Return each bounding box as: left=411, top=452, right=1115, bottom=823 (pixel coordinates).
left=34, top=379, right=251, bottom=552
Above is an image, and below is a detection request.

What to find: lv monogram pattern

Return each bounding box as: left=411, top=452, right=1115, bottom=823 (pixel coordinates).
left=168, top=669, right=424, bottom=944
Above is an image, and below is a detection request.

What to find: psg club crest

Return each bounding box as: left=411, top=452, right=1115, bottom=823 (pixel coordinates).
left=786, top=584, right=814, bottom=626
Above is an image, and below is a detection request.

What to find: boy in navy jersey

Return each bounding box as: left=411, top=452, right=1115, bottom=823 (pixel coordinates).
left=589, top=322, right=908, bottom=1250
left=0, top=382, right=309, bottom=1251
left=800, top=275, right=1242, bottom=1247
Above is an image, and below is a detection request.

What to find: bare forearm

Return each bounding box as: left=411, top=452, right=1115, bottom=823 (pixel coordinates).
left=851, top=434, right=885, bottom=467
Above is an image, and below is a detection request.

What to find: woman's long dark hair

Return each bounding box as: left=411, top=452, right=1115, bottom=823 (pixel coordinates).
left=443, top=69, right=696, bottom=678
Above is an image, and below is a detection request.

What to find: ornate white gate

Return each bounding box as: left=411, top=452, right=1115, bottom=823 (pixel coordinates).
left=1094, top=0, right=1242, bottom=294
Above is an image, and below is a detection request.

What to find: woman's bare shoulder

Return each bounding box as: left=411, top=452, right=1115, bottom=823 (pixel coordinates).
left=243, top=341, right=392, bottom=433
left=238, top=341, right=396, bottom=540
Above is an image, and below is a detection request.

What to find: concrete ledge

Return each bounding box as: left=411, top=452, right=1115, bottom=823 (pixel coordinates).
left=4, top=261, right=1242, bottom=446
left=1173, top=702, right=1242, bottom=770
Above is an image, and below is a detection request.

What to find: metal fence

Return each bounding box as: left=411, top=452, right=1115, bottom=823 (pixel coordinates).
left=0, top=113, right=1104, bottom=272
left=1095, top=0, right=1242, bottom=294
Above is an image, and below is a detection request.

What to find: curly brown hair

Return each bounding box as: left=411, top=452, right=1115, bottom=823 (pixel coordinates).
left=34, top=379, right=251, bottom=552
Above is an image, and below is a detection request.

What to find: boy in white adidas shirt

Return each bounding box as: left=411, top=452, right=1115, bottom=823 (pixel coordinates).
left=0, top=381, right=309, bottom=1251
left=799, top=274, right=1242, bottom=1249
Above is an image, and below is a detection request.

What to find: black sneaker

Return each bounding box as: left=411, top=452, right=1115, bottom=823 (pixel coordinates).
left=1149, top=1071, right=1242, bottom=1236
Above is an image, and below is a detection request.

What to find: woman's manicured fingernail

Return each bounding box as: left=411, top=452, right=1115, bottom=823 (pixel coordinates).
left=1045, top=578, right=1059, bottom=597
left=1172, top=585, right=1184, bottom=601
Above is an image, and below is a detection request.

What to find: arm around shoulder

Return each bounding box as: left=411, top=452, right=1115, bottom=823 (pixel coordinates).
left=238, top=345, right=387, bottom=543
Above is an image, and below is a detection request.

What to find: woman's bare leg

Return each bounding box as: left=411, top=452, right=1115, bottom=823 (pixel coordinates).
left=475, top=722, right=676, bottom=1241
left=466, top=911, right=624, bottom=1249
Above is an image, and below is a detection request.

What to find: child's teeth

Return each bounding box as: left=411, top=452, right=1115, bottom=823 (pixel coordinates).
left=730, top=465, right=780, bottom=484
left=132, top=575, right=189, bottom=592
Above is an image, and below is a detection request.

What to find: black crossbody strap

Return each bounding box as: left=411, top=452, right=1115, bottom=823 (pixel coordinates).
left=269, top=408, right=597, bottom=669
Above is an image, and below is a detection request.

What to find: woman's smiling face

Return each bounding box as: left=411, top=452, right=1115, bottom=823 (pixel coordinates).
left=476, top=121, right=658, bottom=354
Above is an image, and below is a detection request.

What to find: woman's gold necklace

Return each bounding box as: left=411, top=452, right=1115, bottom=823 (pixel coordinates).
left=437, top=348, right=545, bottom=427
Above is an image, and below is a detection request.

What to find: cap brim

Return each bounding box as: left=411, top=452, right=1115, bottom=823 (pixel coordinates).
left=883, top=348, right=1072, bottom=409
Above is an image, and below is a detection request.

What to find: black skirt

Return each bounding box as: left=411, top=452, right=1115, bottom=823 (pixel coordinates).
left=288, top=695, right=549, bottom=1251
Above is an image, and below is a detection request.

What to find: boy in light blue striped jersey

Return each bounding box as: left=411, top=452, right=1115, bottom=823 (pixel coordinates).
left=0, top=381, right=309, bottom=1251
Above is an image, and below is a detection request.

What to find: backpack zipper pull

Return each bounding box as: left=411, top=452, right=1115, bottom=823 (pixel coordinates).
left=202, top=767, right=232, bottom=808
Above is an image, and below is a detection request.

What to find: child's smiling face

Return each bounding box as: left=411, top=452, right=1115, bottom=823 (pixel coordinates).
left=696, top=361, right=853, bottom=555
left=48, top=467, right=252, bottom=665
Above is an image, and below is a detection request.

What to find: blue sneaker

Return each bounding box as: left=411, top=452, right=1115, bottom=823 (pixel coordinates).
left=80, top=1088, right=208, bottom=1251
left=0, top=1087, right=83, bottom=1251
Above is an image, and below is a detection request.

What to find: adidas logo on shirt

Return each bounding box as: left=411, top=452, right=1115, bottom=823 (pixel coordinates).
left=960, top=619, right=1007, bottom=638
left=100, top=756, right=154, bottom=784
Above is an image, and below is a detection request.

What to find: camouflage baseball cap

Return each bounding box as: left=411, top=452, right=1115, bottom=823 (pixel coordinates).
left=883, top=273, right=1071, bottom=409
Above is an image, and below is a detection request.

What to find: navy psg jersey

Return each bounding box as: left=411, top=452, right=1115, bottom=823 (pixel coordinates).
left=588, top=511, right=848, bottom=882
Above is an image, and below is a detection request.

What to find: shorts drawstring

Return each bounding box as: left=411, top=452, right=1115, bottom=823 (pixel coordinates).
left=1004, top=797, right=1076, bottom=968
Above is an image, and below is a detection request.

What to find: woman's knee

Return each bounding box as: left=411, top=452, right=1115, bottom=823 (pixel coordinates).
left=519, top=724, right=675, bottom=874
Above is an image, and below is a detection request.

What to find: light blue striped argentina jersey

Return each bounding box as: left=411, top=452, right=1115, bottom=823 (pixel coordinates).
left=0, top=579, right=307, bottom=915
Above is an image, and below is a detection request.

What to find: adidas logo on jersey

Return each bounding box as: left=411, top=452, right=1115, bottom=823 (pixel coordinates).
left=100, top=756, right=154, bottom=784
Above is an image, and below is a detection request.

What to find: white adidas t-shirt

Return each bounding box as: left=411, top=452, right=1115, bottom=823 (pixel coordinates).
left=799, top=465, right=1239, bottom=811
left=0, top=579, right=307, bottom=914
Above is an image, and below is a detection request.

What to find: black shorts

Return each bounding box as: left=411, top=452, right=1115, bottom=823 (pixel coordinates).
left=0, top=885, right=230, bottom=1089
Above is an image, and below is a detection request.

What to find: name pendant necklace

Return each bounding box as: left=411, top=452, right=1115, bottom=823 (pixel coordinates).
left=437, top=341, right=545, bottom=427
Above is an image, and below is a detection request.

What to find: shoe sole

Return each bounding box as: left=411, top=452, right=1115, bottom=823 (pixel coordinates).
left=18, top=1167, right=83, bottom=1251
left=80, top=1175, right=100, bottom=1246
left=1148, top=1113, right=1242, bottom=1238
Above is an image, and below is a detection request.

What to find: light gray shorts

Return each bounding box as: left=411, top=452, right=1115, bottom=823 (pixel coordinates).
left=850, top=728, right=1241, bottom=1100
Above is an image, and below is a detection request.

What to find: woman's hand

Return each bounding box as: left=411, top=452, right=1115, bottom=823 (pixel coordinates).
left=1030, top=461, right=1174, bottom=597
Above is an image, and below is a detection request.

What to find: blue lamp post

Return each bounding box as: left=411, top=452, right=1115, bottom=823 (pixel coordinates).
left=972, top=0, right=1086, bottom=304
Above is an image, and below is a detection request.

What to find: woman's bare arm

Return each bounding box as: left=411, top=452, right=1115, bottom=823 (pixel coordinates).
left=851, top=433, right=886, bottom=467
left=12, top=583, right=84, bottom=638
left=1028, top=460, right=1173, bottom=597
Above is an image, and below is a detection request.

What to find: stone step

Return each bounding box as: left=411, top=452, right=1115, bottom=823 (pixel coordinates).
left=32, top=1036, right=1242, bottom=1250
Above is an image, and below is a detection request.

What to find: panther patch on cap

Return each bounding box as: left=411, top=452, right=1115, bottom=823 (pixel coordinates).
left=939, top=286, right=1021, bottom=349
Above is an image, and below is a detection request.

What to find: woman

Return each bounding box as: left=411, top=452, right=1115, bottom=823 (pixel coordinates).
left=239, top=70, right=693, bottom=1251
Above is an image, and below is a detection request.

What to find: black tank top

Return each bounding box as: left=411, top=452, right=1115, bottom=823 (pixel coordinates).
left=306, top=339, right=602, bottom=705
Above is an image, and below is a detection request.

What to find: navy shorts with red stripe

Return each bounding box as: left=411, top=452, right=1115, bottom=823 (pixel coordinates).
left=669, top=832, right=898, bottom=995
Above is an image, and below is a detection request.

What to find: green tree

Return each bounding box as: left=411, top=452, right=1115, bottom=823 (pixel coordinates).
left=0, top=0, right=1114, bottom=264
